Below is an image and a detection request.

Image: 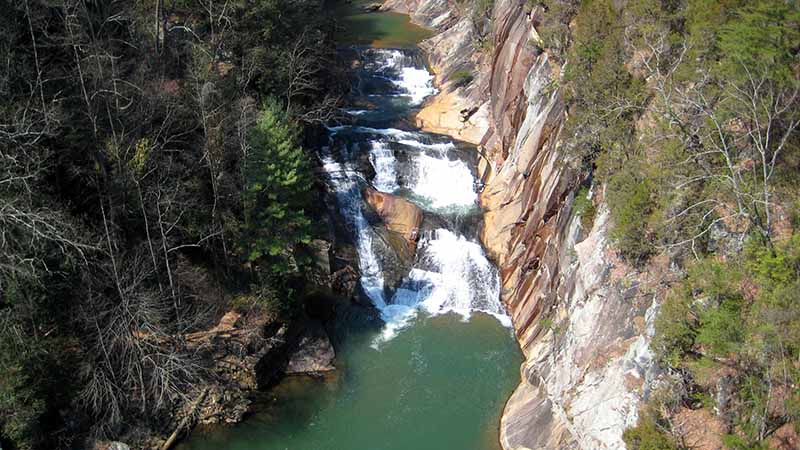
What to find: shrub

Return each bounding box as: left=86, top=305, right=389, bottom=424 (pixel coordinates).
left=606, top=170, right=656, bottom=263
left=652, top=286, right=697, bottom=367
left=572, top=185, right=596, bottom=230
left=623, top=408, right=679, bottom=450
left=450, top=69, right=474, bottom=88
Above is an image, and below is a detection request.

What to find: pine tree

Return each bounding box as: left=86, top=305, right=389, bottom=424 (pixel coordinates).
left=242, top=100, right=312, bottom=275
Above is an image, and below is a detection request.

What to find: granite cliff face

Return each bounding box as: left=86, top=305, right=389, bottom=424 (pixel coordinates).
left=381, top=1, right=661, bottom=449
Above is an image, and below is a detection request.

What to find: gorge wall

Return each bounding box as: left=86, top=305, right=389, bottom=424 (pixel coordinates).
left=381, top=1, right=661, bottom=449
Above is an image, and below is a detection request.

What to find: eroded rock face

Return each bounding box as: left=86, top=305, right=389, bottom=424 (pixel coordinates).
left=384, top=1, right=662, bottom=449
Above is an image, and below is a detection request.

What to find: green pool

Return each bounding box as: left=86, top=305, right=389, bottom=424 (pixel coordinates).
left=334, top=0, right=435, bottom=48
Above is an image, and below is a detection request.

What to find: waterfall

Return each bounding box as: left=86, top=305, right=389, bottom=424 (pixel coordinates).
left=321, top=48, right=510, bottom=344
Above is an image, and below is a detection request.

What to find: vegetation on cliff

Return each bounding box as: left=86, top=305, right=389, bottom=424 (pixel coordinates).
left=0, top=1, right=341, bottom=448
left=533, top=0, right=799, bottom=448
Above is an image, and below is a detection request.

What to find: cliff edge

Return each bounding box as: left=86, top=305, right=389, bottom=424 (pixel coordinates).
left=382, top=1, right=661, bottom=449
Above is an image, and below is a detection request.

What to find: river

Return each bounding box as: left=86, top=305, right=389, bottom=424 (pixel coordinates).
left=177, top=5, right=522, bottom=450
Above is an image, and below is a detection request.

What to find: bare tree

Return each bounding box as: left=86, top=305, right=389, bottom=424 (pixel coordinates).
left=78, top=248, right=205, bottom=434
left=641, top=33, right=799, bottom=254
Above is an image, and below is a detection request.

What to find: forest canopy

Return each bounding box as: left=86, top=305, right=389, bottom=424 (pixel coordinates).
left=0, top=0, right=341, bottom=448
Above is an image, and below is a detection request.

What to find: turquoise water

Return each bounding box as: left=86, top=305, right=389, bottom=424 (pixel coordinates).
left=177, top=312, right=521, bottom=450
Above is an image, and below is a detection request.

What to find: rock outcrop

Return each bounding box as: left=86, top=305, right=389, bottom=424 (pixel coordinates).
left=383, top=1, right=662, bottom=449
left=148, top=310, right=338, bottom=448
left=363, top=187, right=423, bottom=248
left=363, top=187, right=424, bottom=293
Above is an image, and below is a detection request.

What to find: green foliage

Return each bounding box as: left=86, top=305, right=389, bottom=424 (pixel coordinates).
left=722, top=434, right=770, bottom=450
left=572, top=185, right=596, bottom=230
left=695, top=297, right=745, bottom=356
left=606, top=169, right=656, bottom=263
left=451, top=69, right=475, bottom=88
left=651, top=236, right=800, bottom=445
left=622, top=408, right=679, bottom=450
left=653, top=286, right=697, bottom=367
left=560, top=0, right=648, bottom=172
left=555, top=0, right=799, bottom=444
left=243, top=100, right=312, bottom=275
left=717, top=1, right=800, bottom=84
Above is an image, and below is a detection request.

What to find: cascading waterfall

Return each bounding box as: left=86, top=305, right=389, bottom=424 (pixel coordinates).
left=321, top=47, right=510, bottom=345
left=178, top=15, right=524, bottom=450
left=368, top=141, right=400, bottom=193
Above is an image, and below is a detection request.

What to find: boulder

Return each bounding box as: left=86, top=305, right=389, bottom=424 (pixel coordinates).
left=369, top=225, right=415, bottom=294
left=286, top=320, right=336, bottom=374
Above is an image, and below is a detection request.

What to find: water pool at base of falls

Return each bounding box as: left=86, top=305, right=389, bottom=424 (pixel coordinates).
left=177, top=311, right=521, bottom=450
left=177, top=46, right=522, bottom=450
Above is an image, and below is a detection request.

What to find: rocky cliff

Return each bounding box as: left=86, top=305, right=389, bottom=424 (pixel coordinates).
left=382, top=1, right=662, bottom=449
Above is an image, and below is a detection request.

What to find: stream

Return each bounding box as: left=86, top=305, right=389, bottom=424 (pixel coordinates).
left=177, top=7, right=522, bottom=450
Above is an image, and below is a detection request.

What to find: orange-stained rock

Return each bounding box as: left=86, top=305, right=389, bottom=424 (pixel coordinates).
left=363, top=187, right=423, bottom=248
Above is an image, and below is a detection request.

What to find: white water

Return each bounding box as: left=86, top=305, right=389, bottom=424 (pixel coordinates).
left=321, top=49, right=509, bottom=345
left=368, top=141, right=400, bottom=193
left=321, top=149, right=388, bottom=307
left=394, top=66, right=437, bottom=105
left=408, top=152, right=478, bottom=210
left=366, top=48, right=437, bottom=106
left=343, top=109, right=371, bottom=116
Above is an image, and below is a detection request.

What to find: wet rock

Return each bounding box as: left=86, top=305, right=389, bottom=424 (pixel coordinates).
left=286, top=320, right=336, bottom=374
left=361, top=188, right=422, bottom=293
left=371, top=224, right=416, bottom=292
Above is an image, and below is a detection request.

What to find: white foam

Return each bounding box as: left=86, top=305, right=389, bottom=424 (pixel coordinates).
left=368, top=141, right=400, bottom=193
left=397, top=139, right=456, bottom=152
left=408, top=153, right=477, bottom=209
left=393, top=67, right=437, bottom=105
left=325, top=49, right=509, bottom=348
left=327, top=125, right=418, bottom=139
left=367, top=48, right=437, bottom=105
left=343, top=109, right=371, bottom=116
left=372, top=229, right=511, bottom=347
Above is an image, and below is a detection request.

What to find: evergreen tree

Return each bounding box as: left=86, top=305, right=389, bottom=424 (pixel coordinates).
left=242, top=100, right=312, bottom=275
